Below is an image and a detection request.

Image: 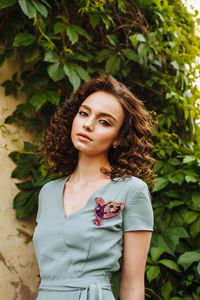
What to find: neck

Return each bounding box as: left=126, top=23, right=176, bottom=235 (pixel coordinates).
left=70, top=152, right=111, bottom=184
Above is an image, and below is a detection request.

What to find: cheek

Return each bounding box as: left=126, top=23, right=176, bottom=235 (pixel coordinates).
left=70, top=118, right=79, bottom=143
left=71, top=116, right=79, bottom=134
left=95, top=128, right=118, bottom=145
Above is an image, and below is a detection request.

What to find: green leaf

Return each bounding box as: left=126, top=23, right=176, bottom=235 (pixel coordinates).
left=168, top=158, right=181, bottom=166
left=11, top=164, right=33, bottom=179
left=66, top=52, right=91, bottom=62
left=72, top=25, right=90, bottom=40
left=18, top=0, right=37, bottom=18
left=89, top=14, right=100, bottom=29
left=129, top=35, right=138, bottom=48
left=155, top=235, right=174, bottom=256
left=158, top=259, right=181, bottom=272
left=47, top=62, right=65, bottom=81
left=121, top=49, right=137, bottom=62
left=192, top=192, right=200, bottom=208
left=17, top=153, right=38, bottom=165
left=66, top=26, right=79, bottom=44
left=24, top=141, right=35, bottom=151
left=24, top=45, right=40, bottom=63
left=16, top=181, right=34, bottom=190
left=134, top=34, right=146, bottom=42
left=101, top=15, right=111, bottom=30
left=164, top=227, right=189, bottom=239
left=146, top=266, right=160, bottom=282
left=185, top=175, right=197, bottom=183
left=45, top=90, right=60, bottom=105
left=161, top=281, right=173, bottom=300
left=190, top=218, right=200, bottom=238
left=44, top=50, right=59, bottom=63
left=16, top=191, right=39, bottom=219
left=95, top=49, right=113, bottom=63
left=129, top=34, right=146, bottom=48
left=152, top=177, right=168, bottom=192
left=157, top=227, right=189, bottom=256
left=13, top=33, right=35, bottom=47
left=178, top=251, right=200, bottom=270
left=9, top=151, right=19, bottom=163
left=23, top=101, right=32, bottom=117
left=171, top=60, right=179, bottom=70
left=72, top=65, right=90, bottom=82
left=106, top=34, right=120, bottom=48
left=182, top=155, right=196, bottom=164
left=13, top=191, right=34, bottom=208
left=31, top=0, right=48, bottom=17
left=168, top=173, right=184, bottom=185
left=33, top=176, right=52, bottom=187
left=197, top=262, right=200, bottom=275
left=63, top=63, right=81, bottom=91
left=150, top=246, right=165, bottom=262
left=24, top=119, right=43, bottom=128
left=167, top=201, right=184, bottom=209
left=38, top=164, right=48, bottom=178
left=184, top=211, right=199, bottom=224
left=29, top=92, right=47, bottom=111
left=138, top=43, right=148, bottom=58
left=118, top=0, right=127, bottom=12
left=153, top=160, right=164, bottom=172
left=163, top=189, right=180, bottom=198
left=0, top=0, right=17, bottom=9
left=105, top=54, right=121, bottom=75
left=56, top=15, right=68, bottom=22
left=54, top=22, right=66, bottom=34
left=161, top=233, right=179, bottom=255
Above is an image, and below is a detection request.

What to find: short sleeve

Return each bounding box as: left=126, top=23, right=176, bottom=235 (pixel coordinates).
left=123, top=181, right=154, bottom=232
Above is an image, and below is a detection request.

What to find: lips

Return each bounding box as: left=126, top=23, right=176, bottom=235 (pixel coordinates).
left=77, top=133, right=92, bottom=141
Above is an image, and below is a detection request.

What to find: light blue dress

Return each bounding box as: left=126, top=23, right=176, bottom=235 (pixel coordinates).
left=33, top=175, right=154, bottom=300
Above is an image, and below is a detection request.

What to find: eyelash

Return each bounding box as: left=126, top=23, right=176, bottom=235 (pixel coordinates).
left=78, top=111, right=111, bottom=127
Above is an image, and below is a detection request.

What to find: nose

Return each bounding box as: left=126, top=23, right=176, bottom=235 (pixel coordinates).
left=83, top=118, right=94, bottom=132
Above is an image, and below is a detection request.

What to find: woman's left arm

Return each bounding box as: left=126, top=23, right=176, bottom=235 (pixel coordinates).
left=120, top=230, right=152, bottom=300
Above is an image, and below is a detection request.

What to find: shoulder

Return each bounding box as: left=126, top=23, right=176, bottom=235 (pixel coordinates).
left=121, top=177, right=154, bottom=231
left=113, top=175, right=149, bottom=195
left=113, top=176, right=152, bottom=207
left=39, top=176, right=67, bottom=196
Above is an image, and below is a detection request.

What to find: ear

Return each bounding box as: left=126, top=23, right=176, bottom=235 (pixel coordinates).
left=112, top=140, right=119, bottom=148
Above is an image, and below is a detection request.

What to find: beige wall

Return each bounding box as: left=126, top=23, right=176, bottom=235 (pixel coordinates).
left=0, top=60, right=39, bottom=300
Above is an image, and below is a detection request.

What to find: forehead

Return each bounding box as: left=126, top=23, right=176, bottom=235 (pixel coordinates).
left=81, top=91, right=124, bottom=118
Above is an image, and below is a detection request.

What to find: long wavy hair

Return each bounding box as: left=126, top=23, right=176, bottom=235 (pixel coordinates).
left=40, top=75, right=156, bottom=187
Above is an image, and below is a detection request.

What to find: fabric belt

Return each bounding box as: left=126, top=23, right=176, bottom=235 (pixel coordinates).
left=39, top=275, right=112, bottom=300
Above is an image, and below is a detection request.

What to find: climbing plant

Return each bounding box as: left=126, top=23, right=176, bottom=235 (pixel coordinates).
left=0, top=0, right=200, bottom=298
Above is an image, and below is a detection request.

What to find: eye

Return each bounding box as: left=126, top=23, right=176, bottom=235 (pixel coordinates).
left=79, top=110, right=88, bottom=117
left=99, top=119, right=111, bottom=126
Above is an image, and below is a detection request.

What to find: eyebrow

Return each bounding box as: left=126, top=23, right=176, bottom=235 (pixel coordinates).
left=80, top=104, right=117, bottom=123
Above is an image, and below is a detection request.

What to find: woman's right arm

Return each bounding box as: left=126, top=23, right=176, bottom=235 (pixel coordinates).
left=120, top=230, right=152, bottom=300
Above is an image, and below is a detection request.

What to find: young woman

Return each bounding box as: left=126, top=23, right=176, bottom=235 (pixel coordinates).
left=33, top=75, right=155, bottom=300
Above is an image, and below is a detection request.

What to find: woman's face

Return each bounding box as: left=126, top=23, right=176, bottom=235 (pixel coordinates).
left=71, top=91, right=125, bottom=157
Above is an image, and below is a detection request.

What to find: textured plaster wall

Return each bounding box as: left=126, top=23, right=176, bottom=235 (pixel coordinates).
left=0, top=60, right=39, bottom=300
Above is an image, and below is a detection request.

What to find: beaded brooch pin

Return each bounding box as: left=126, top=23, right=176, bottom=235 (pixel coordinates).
left=93, top=197, right=127, bottom=227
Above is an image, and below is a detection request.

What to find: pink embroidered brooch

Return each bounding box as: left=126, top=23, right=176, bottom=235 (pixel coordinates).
left=93, top=197, right=127, bottom=227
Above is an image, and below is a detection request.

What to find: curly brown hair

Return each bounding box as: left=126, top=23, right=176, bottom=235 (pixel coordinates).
left=40, top=75, right=156, bottom=187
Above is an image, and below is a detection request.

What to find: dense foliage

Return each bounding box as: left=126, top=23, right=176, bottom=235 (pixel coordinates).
left=0, top=0, right=200, bottom=299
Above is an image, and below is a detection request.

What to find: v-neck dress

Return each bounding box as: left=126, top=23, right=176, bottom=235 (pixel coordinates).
left=32, top=175, right=154, bottom=300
